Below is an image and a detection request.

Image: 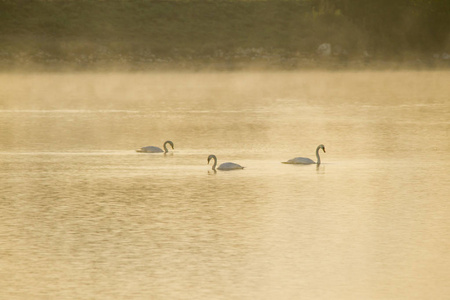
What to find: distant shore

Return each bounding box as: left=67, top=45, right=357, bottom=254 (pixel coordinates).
left=0, top=0, right=448, bottom=71
left=1, top=48, right=449, bottom=72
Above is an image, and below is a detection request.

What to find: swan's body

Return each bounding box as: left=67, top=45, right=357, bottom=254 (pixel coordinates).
left=208, top=155, right=244, bottom=171
left=217, top=162, right=244, bottom=171
left=284, top=157, right=316, bottom=164
left=136, top=140, right=174, bottom=153
left=283, top=144, right=326, bottom=165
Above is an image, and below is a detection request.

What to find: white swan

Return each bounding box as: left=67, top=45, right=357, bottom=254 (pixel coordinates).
left=207, top=154, right=244, bottom=171
left=283, top=144, right=326, bottom=164
left=136, top=140, right=174, bottom=153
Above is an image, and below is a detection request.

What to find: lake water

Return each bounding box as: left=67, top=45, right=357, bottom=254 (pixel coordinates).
left=1, top=71, right=449, bottom=299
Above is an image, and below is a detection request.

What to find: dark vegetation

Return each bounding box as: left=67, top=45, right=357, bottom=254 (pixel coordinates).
left=0, top=0, right=448, bottom=70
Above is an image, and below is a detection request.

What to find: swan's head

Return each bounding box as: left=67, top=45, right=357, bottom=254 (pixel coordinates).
left=165, top=140, right=174, bottom=149
left=207, top=154, right=216, bottom=164
left=318, top=144, right=326, bottom=153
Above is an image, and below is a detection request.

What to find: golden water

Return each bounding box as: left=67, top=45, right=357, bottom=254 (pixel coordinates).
left=1, top=71, right=449, bottom=299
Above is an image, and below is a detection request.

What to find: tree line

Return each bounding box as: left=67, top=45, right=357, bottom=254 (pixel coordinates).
left=310, top=0, right=449, bottom=54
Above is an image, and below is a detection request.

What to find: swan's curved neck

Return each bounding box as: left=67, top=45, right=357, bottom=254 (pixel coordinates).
left=315, top=147, right=321, bottom=164
left=210, top=155, right=217, bottom=170
left=163, top=142, right=169, bottom=153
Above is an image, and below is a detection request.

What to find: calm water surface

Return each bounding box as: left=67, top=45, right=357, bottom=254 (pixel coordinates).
left=1, top=71, right=449, bottom=299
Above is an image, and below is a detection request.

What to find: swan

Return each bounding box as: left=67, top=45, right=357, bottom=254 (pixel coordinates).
left=207, top=154, right=244, bottom=171
left=282, top=144, right=326, bottom=165
left=136, top=140, right=174, bottom=153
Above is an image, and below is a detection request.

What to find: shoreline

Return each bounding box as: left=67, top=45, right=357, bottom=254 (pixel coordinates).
left=1, top=55, right=449, bottom=72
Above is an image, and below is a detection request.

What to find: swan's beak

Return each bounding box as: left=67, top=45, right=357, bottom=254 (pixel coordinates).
left=323, top=148, right=326, bottom=153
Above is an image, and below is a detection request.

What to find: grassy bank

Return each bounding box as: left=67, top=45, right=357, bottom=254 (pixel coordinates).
left=0, top=0, right=448, bottom=70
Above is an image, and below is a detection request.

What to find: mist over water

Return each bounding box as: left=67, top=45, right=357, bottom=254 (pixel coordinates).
left=1, top=71, right=449, bottom=299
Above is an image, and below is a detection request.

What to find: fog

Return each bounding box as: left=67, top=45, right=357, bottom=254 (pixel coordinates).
left=2, top=71, right=448, bottom=110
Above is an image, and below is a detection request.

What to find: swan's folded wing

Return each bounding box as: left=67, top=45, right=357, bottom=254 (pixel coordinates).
left=218, top=162, right=244, bottom=170
left=282, top=157, right=315, bottom=164
left=137, top=146, right=163, bottom=153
